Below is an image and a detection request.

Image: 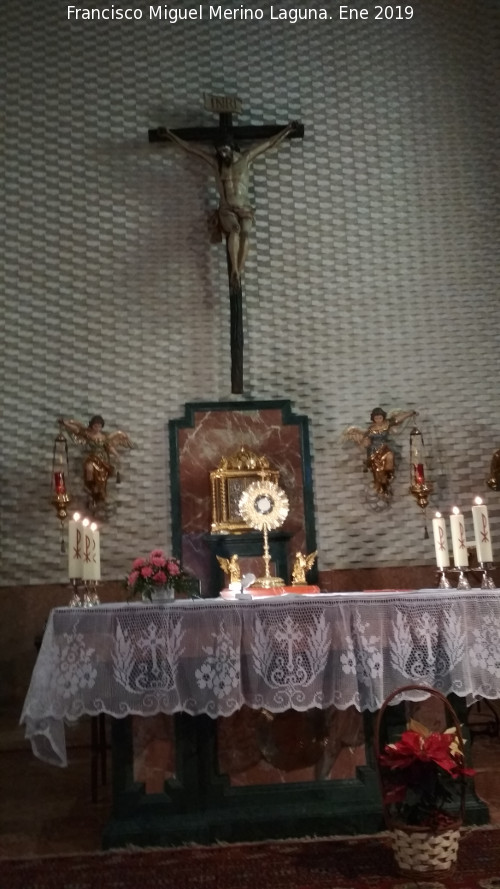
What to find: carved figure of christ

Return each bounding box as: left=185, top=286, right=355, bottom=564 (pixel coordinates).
left=150, top=111, right=304, bottom=393
left=163, top=122, right=300, bottom=283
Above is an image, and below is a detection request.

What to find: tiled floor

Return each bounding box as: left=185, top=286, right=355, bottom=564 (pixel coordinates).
left=1, top=703, right=499, bottom=859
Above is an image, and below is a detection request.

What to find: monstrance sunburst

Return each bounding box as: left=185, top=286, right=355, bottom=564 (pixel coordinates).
left=238, top=479, right=289, bottom=588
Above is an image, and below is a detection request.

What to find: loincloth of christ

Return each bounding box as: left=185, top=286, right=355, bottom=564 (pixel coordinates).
left=208, top=204, right=255, bottom=243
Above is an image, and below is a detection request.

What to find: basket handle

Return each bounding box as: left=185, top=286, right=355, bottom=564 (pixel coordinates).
left=374, top=684, right=465, bottom=758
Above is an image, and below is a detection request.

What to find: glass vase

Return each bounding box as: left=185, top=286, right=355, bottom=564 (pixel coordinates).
left=149, top=585, right=175, bottom=603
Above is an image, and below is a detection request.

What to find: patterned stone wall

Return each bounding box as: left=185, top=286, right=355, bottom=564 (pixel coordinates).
left=1, top=0, right=499, bottom=586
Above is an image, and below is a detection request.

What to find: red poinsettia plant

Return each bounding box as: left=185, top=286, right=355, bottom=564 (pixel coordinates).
left=377, top=719, right=475, bottom=830
left=126, top=549, right=188, bottom=600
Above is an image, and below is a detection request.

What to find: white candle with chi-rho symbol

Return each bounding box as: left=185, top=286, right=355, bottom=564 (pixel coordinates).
left=82, top=519, right=101, bottom=581
left=82, top=518, right=92, bottom=581
left=450, top=507, right=469, bottom=568
left=90, top=522, right=101, bottom=581
left=472, top=496, right=493, bottom=565
left=432, top=512, right=450, bottom=569
left=68, top=512, right=83, bottom=579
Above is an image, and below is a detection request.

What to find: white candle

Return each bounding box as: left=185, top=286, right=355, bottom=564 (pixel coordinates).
left=90, top=522, right=101, bottom=581
left=82, top=520, right=101, bottom=581
left=450, top=507, right=469, bottom=568
left=68, top=512, right=83, bottom=579
left=82, top=519, right=92, bottom=581
left=472, top=496, right=493, bottom=565
left=432, top=512, right=450, bottom=569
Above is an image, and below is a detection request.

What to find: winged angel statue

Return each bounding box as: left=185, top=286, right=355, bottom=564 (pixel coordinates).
left=216, top=554, right=241, bottom=585
left=58, top=414, right=135, bottom=507
left=291, top=550, right=317, bottom=585
left=343, top=407, right=417, bottom=501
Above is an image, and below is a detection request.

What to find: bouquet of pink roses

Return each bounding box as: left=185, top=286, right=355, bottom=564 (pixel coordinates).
left=126, top=549, right=187, bottom=600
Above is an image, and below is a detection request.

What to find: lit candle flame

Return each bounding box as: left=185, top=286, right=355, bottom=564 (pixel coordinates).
left=452, top=506, right=460, bottom=516
left=474, top=496, right=483, bottom=506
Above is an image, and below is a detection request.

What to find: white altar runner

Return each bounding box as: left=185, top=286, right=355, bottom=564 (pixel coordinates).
left=20, top=589, right=500, bottom=767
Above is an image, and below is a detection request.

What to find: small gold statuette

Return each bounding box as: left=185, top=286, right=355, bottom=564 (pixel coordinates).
left=291, top=550, right=317, bottom=585
left=216, top=554, right=242, bottom=587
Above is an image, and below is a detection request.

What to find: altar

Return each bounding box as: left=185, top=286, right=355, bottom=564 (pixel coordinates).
left=21, top=589, right=496, bottom=847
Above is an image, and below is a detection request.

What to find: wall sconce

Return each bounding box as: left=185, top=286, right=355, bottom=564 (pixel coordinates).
left=409, top=425, right=433, bottom=536
left=51, top=432, right=71, bottom=549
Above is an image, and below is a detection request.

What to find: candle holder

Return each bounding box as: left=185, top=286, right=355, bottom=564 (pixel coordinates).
left=479, top=564, right=497, bottom=591
left=444, top=568, right=471, bottom=590
left=86, top=580, right=101, bottom=606
left=68, top=578, right=83, bottom=607
left=437, top=569, right=452, bottom=589
left=68, top=579, right=101, bottom=606
left=454, top=568, right=471, bottom=591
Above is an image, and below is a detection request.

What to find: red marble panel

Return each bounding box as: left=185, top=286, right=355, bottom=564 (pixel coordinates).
left=217, top=706, right=366, bottom=786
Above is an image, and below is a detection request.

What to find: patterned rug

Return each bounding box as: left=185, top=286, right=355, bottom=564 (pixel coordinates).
left=2, top=827, right=500, bottom=889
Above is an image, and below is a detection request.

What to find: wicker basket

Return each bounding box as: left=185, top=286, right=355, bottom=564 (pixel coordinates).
left=391, top=822, right=461, bottom=876
left=374, top=684, right=466, bottom=878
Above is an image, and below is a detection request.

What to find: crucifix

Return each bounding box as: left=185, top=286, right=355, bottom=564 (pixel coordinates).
left=149, top=94, right=304, bottom=394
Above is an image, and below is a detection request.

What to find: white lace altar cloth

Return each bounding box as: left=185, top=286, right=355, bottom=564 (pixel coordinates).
left=20, top=589, right=500, bottom=767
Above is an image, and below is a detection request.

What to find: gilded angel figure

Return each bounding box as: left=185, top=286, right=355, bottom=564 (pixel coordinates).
left=291, top=550, right=317, bottom=585
left=343, top=407, right=417, bottom=499
left=58, top=414, right=135, bottom=506
left=216, top=553, right=241, bottom=585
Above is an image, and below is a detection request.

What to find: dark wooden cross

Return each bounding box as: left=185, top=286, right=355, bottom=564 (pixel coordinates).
left=149, top=95, right=304, bottom=394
